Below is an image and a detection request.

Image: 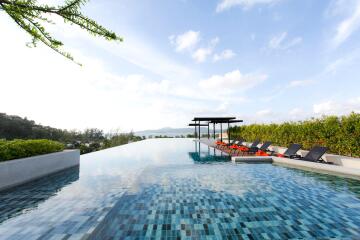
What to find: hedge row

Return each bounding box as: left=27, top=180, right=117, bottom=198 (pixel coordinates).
left=0, top=139, right=64, bottom=161
left=230, top=113, right=360, bottom=157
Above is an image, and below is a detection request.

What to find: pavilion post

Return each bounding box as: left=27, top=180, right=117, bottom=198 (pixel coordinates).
left=194, top=125, right=196, bottom=138
left=228, top=121, right=230, bottom=144
left=207, top=122, right=210, bottom=139
left=220, top=123, right=223, bottom=142
left=198, top=121, right=201, bottom=140
left=213, top=123, right=215, bottom=139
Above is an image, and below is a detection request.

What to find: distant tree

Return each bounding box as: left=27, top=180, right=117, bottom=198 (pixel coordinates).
left=0, top=0, right=122, bottom=63
left=83, top=128, right=104, bottom=142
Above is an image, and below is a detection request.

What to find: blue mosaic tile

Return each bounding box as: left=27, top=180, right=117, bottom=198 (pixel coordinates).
left=91, top=164, right=360, bottom=240
left=0, top=167, right=80, bottom=224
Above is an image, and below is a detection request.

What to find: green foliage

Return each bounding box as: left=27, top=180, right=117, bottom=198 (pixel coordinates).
left=0, top=113, right=102, bottom=143
left=0, top=0, right=122, bottom=63
left=0, top=139, right=64, bottom=161
left=230, top=113, right=360, bottom=157
left=102, top=131, right=142, bottom=149
left=0, top=113, right=144, bottom=155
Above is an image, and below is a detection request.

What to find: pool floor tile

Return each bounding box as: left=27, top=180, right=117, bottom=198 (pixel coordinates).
left=90, top=164, right=360, bottom=240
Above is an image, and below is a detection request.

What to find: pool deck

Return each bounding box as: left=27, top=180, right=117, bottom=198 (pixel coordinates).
left=198, top=139, right=360, bottom=180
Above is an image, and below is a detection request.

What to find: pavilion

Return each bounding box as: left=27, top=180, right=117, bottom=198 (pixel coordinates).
left=189, top=117, right=243, bottom=143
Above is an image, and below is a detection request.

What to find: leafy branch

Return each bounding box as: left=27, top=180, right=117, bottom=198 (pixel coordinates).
left=0, top=0, right=123, bottom=64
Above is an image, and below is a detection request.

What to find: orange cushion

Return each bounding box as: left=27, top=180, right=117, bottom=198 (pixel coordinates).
left=256, top=150, right=269, bottom=156
left=239, top=146, right=249, bottom=151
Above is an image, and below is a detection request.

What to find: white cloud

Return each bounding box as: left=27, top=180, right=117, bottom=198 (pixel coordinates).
left=329, top=0, right=360, bottom=48
left=216, top=0, right=280, bottom=12
left=268, top=32, right=302, bottom=50
left=191, top=37, right=219, bottom=63
left=256, top=109, right=273, bottom=117
left=58, top=17, right=199, bottom=81
left=192, top=48, right=213, bottom=63
left=323, top=51, right=360, bottom=75
left=288, top=79, right=313, bottom=88
left=199, top=70, right=267, bottom=92
left=289, top=108, right=304, bottom=117
left=313, top=98, right=360, bottom=115
left=169, top=30, right=200, bottom=52
left=213, top=49, right=236, bottom=62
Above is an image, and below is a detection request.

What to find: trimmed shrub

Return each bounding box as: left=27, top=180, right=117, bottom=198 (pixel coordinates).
left=0, top=139, right=64, bottom=161
left=230, top=113, right=360, bottom=157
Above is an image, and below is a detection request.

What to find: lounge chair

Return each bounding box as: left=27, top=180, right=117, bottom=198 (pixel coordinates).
left=215, top=140, right=227, bottom=148
left=226, top=139, right=246, bottom=153
left=275, top=143, right=302, bottom=158
left=232, top=139, right=260, bottom=155
left=247, top=139, right=261, bottom=149
left=251, top=141, right=272, bottom=153
left=216, top=139, right=236, bottom=149
left=290, top=146, right=329, bottom=163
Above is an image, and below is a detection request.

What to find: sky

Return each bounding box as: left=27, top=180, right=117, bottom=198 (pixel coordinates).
left=1, top=0, right=360, bottom=132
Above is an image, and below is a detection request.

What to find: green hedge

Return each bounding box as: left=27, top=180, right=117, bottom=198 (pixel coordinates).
left=230, top=113, right=360, bottom=157
left=0, top=139, right=64, bottom=161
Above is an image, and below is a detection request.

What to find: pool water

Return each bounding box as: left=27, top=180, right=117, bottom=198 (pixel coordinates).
left=0, top=139, right=360, bottom=239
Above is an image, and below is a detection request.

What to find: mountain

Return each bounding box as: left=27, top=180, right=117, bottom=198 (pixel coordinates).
left=134, top=127, right=221, bottom=137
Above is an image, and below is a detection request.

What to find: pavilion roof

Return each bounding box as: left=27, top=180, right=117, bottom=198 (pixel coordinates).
left=192, top=117, right=236, bottom=122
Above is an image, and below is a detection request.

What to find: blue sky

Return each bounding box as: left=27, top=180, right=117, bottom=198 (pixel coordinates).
left=1, top=0, right=360, bottom=131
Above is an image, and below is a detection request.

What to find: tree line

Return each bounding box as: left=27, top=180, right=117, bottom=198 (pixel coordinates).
left=0, top=113, right=143, bottom=154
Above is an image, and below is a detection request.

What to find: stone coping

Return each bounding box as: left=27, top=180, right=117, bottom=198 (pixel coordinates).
left=231, top=155, right=360, bottom=180
left=0, top=150, right=80, bottom=191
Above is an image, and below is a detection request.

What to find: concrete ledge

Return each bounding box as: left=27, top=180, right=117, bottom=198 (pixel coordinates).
left=233, top=157, right=273, bottom=163
left=231, top=155, right=360, bottom=180
left=0, top=150, right=80, bottom=191
left=272, top=157, right=360, bottom=180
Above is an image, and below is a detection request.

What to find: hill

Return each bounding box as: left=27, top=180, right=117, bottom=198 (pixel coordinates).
left=134, top=127, right=220, bottom=138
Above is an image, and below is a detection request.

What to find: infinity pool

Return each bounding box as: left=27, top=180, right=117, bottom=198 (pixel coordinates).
left=0, top=139, right=360, bottom=239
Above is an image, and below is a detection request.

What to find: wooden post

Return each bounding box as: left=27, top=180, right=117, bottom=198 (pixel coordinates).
left=207, top=122, right=210, bottom=139
left=220, top=123, right=223, bottom=142
left=228, top=121, right=230, bottom=144
left=198, top=121, right=201, bottom=140
left=213, top=123, right=215, bottom=139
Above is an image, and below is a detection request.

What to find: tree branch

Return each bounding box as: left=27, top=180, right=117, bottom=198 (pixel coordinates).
left=0, top=0, right=122, bottom=64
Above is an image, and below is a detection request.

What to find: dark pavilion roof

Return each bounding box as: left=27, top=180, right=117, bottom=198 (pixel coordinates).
left=188, top=123, right=209, bottom=126
left=192, top=117, right=236, bottom=121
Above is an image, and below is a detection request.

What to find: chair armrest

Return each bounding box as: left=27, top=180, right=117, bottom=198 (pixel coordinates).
left=290, top=154, right=301, bottom=159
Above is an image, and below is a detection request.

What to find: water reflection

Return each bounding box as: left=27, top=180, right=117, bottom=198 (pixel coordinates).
left=188, top=141, right=230, bottom=163
left=0, top=166, right=79, bottom=223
